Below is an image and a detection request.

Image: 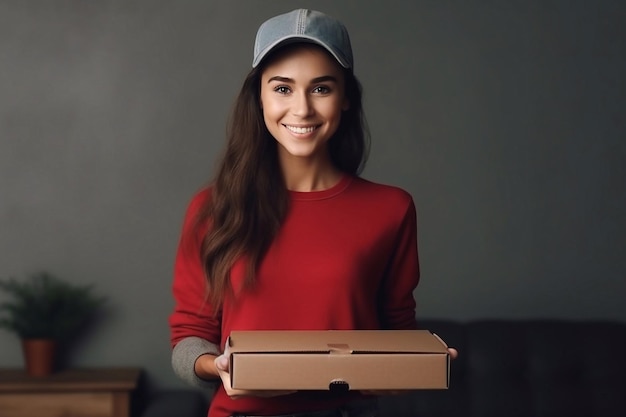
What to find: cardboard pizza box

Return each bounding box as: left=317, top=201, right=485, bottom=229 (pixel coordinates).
left=229, top=329, right=450, bottom=391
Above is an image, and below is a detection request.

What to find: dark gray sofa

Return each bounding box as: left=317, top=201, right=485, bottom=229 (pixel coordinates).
left=141, top=319, right=626, bottom=417
left=137, top=389, right=209, bottom=417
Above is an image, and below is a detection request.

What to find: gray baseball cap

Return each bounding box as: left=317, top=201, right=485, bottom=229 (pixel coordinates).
left=253, top=9, right=353, bottom=69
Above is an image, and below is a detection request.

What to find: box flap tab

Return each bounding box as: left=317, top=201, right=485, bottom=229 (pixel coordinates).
left=328, top=343, right=352, bottom=355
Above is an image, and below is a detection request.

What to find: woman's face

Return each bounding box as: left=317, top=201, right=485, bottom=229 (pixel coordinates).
left=260, top=44, right=349, bottom=165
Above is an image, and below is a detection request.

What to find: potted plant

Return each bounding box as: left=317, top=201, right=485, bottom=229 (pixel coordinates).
left=0, top=272, right=106, bottom=376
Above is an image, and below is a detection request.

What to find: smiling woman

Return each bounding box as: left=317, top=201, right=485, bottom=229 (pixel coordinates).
left=167, top=8, right=451, bottom=417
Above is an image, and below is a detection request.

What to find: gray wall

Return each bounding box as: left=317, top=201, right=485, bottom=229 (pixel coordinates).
left=1, top=0, right=624, bottom=390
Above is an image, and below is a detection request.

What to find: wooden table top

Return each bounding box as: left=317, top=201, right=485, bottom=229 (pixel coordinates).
left=0, top=368, right=142, bottom=392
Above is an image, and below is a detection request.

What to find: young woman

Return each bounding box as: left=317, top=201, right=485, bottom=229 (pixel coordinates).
left=169, top=8, right=456, bottom=417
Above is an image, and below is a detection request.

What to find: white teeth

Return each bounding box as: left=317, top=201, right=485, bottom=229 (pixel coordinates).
left=285, top=125, right=317, bottom=134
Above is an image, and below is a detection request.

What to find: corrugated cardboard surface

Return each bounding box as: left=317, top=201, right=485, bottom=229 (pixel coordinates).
left=229, top=330, right=449, bottom=391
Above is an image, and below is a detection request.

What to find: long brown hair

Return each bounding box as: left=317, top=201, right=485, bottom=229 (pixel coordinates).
left=198, top=49, right=370, bottom=309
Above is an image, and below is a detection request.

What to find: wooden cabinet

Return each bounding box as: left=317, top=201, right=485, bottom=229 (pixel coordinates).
left=0, top=368, right=141, bottom=417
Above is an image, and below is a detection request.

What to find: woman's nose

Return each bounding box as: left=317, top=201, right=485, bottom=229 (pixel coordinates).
left=292, top=92, right=314, bottom=117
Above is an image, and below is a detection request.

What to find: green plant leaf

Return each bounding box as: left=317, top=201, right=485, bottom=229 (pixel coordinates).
left=0, top=272, right=106, bottom=340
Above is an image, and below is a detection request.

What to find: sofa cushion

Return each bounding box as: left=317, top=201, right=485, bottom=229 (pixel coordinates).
left=378, top=319, right=626, bottom=417
left=139, top=389, right=208, bottom=417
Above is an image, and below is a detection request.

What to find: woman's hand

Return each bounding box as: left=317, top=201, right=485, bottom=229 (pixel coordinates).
left=214, top=337, right=297, bottom=399
left=361, top=347, right=459, bottom=396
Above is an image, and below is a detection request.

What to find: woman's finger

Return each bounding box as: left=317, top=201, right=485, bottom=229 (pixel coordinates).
left=448, top=347, right=458, bottom=360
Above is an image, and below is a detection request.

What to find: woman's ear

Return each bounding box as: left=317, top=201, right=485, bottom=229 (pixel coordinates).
left=342, top=98, right=350, bottom=111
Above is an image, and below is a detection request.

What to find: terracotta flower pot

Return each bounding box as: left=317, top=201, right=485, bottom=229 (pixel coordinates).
left=21, top=338, right=57, bottom=377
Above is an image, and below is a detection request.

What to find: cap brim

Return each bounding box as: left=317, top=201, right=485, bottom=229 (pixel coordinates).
left=253, top=36, right=351, bottom=68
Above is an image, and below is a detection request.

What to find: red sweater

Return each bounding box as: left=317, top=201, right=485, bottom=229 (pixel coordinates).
left=169, top=175, right=420, bottom=417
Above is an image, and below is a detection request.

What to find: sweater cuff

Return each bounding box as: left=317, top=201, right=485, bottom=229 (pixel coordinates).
left=171, top=336, right=221, bottom=391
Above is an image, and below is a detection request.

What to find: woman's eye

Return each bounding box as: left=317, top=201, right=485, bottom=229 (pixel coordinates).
left=275, top=86, right=291, bottom=94
left=313, top=86, right=330, bottom=94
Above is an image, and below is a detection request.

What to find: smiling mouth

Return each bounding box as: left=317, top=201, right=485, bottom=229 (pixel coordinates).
left=284, top=124, right=319, bottom=134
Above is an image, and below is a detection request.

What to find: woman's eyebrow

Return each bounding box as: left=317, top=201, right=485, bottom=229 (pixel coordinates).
left=311, top=75, right=338, bottom=84
left=266, top=75, right=339, bottom=84
left=267, top=76, right=293, bottom=83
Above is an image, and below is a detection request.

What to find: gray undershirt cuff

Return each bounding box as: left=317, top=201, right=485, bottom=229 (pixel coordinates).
left=171, top=336, right=221, bottom=391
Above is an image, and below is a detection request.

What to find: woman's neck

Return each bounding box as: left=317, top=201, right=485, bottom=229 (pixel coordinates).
left=281, top=159, right=343, bottom=192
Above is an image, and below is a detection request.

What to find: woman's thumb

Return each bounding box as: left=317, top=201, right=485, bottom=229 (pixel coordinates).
left=215, top=354, right=229, bottom=371
left=215, top=336, right=232, bottom=371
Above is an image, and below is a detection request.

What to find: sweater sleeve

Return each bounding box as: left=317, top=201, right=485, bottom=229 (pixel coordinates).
left=379, top=196, right=420, bottom=330
left=169, top=189, right=222, bottom=347
left=171, top=336, right=220, bottom=391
